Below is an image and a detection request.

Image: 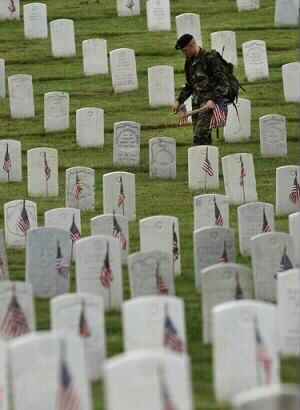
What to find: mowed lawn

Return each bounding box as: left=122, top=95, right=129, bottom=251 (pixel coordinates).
left=0, top=0, right=299, bottom=409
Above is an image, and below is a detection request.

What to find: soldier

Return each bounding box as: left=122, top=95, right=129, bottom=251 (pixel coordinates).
left=172, top=34, right=231, bottom=145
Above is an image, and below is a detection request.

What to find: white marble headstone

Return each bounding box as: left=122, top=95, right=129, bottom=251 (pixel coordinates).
left=238, top=202, right=274, bottom=256
left=23, top=3, right=48, bottom=39
left=176, top=13, right=202, bottom=46
left=282, top=62, right=300, bottom=103
left=122, top=296, right=186, bottom=353
left=44, top=92, right=69, bottom=132
left=0, top=339, right=8, bottom=410
left=210, top=31, right=238, bottom=66
left=250, top=232, right=295, bottom=302
left=91, top=213, right=129, bottom=265
left=188, top=145, right=219, bottom=190
left=242, top=40, right=269, bottom=82
left=0, top=0, right=20, bottom=20
left=103, top=350, right=193, bottom=410
left=26, top=228, right=71, bottom=298
left=0, top=281, right=35, bottom=340
left=277, top=269, right=300, bottom=357
left=0, top=59, right=6, bottom=98
left=194, top=194, right=230, bottom=230
left=149, top=137, right=176, bottom=179
left=139, top=215, right=181, bottom=275
left=201, top=263, right=254, bottom=343
left=75, top=235, right=122, bottom=311
left=51, top=293, right=106, bottom=380
left=237, top=0, right=260, bottom=11
left=65, top=167, right=95, bottom=211
left=148, top=65, right=175, bottom=106
left=27, top=147, right=58, bottom=197
left=0, top=230, right=9, bottom=280
left=117, top=0, right=141, bottom=16
left=4, top=199, right=37, bottom=248
left=128, top=250, right=175, bottom=298
left=103, top=171, right=136, bottom=221
left=276, top=166, right=300, bottom=216
left=0, top=139, right=22, bottom=183
left=8, top=74, right=35, bottom=119
left=50, top=19, right=76, bottom=57
left=76, top=107, right=104, bottom=147
left=9, top=332, right=92, bottom=410
left=222, top=153, right=257, bottom=204
left=275, top=0, right=299, bottom=26
left=212, top=300, right=279, bottom=402
left=224, top=98, right=251, bottom=142
left=109, top=48, right=138, bottom=93
left=259, top=114, right=287, bottom=157
left=82, top=39, right=108, bottom=76
left=194, top=227, right=236, bottom=289
left=146, top=0, right=171, bottom=31
left=289, top=212, right=300, bottom=266
left=113, top=121, right=140, bottom=166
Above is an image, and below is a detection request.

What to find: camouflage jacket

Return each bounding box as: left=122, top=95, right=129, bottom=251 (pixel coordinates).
left=177, top=49, right=231, bottom=106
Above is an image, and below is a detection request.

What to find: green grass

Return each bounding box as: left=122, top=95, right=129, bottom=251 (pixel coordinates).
left=0, top=0, right=299, bottom=409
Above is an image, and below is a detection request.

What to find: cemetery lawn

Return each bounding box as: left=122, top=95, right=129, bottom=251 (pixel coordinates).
left=0, top=0, right=299, bottom=409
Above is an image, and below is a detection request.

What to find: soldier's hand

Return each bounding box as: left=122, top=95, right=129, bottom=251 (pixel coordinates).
left=172, top=102, right=181, bottom=113
left=205, top=100, right=216, bottom=110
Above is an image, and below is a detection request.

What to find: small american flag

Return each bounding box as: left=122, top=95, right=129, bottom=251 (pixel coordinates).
left=43, top=152, right=51, bottom=180
left=201, top=147, right=214, bottom=176
left=278, top=246, right=293, bottom=273
left=240, top=155, right=246, bottom=187
left=254, top=316, right=272, bottom=384
left=17, top=200, right=30, bottom=233
left=79, top=303, right=91, bottom=338
left=0, top=293, right=30, bottom=338
left=69, top=215, right=81, bottom=242
left=126, top=0, right=135, bottom=9
left=56, top=241, right=69, bottom=279
left=74, top=174, right=83, bottom=201
left=219, top=241, right=228, bottom=263
left=117, top=176, right=126, bottom=207
left=112, top=211, right=127, bottom=250
left=234, top=272, right=244, bottom=300
left=209, top=101, right=228, bottom=129
left=8, top=0, right=16, bottom=12
left=289, top=173, right=300, bottom=204
left=213, top=196, right=224, bottom=226
left=164, top=306, right=185, bottom=353
left=172, top=223, right=179, bottom=262
left=155, top=261, right=168, bottom=295
left=57, top=354, right=81, bottom=410
left=100, top=242, right=113, bottom=288
left=262, top=208, right=271, bottom=233
left=2, top=144, right=12, bottom=174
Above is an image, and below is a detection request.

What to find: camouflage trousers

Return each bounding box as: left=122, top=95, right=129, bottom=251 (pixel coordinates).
left=192, top=104, right=213, bottom=145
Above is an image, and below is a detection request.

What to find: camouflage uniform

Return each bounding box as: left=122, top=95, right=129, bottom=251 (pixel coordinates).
left=177, top=49, right=230, bottom=145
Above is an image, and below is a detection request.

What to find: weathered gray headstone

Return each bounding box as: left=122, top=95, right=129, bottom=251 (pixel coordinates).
left=213, top=300, right=279, bottom=402
left=65, top=167, right=95, bottom=211
left=224, top=98, right=251, bottom=142
left=237, top=0, right=260, bottom=11
left=128, top=250, right=175, bottom=298
left=113, top=121, right=140, bottom=166
left=50, top=19, right=76, bottom=57
left=194, top=226, right=236, bottom=289
left=176, top=13, right=202, bottom=46
left=0, top=0, right=20, bottom=20
left=4, top=199, right=37, bottom=248
left=44, top=92, right=69, bottom=132
left=289, top=212, right=300, bottom=266
left=202, top=263, right=254, bottom=343
left=242, top=40, right=269, bottom=82
left=0, top=230, right=9, bottom=280
left=23, top=3, right=48, bottom=39
left=0, top=59, right=6, bottom=98
left=26, top=228, right=71, bottom=298
left=75, top=235, right=123, bottom=311
left=82, top=39, right=108, bottom=76
left=117, top=0, right=141, bottom=16
left=148, top=65, right=175, bottom=106
left=149, top=137, right=176, bottom=179
left=282, top=62, right=300, bottom=103
left=275, top=0, right=299, bottom=26
left=193, top=194, right=230, bottom=230
left=8, top=74, right=35, bottom=119
left=210, top=31, right=238, bottom=66
left=90, top=213, right=129, bottom=265
left=188, top=146, right=219, bottom=190
left=250, top=232, right=295, bottom=302
left=51, top=293, right=106, bottom=380
left=238, top=202, right=274, bottom=256
left=27, top=147, right=58, bottom=197
left=76, top=107, right=104, bottom=147
left=109, top=48, right=138, bottom=93
left=0, top=139, right=22, bottom=183
left=259, top=115, right=287, bottom=157
left=276, top=165, right=300, bottom=216
left=146, top=0, right=171, bottom=31
left=122, top=296, right=186, bottom=353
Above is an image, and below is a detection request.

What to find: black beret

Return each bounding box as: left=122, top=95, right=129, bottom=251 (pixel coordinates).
left=175, top=34, right=194, bottom=50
